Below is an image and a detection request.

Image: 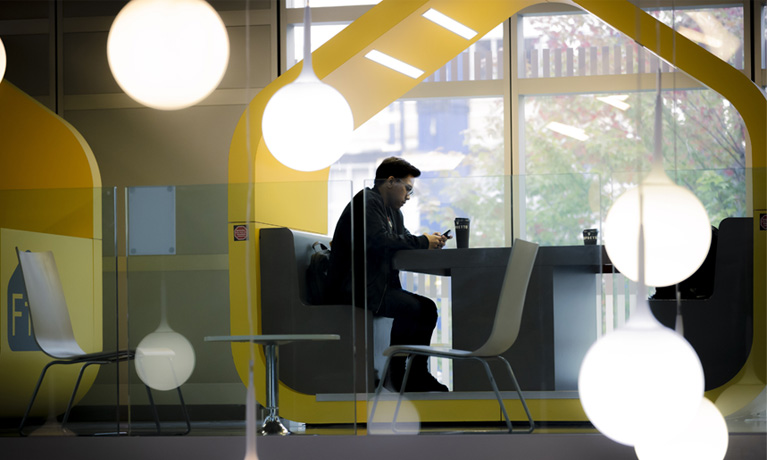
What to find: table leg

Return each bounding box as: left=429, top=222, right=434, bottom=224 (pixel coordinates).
left=260, top=344, right=289, bottom=435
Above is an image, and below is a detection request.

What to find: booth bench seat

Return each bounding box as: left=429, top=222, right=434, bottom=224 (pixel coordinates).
left=259, top=227, right=374, bottom=396
left=650, top=217, right=753, bottom=390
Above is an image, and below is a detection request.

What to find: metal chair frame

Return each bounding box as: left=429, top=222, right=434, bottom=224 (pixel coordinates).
left=16, top=248, right=191, bottom=436
left=369, top=239, right=539, bottom=434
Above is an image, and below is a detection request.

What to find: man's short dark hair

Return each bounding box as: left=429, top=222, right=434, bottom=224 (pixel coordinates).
left=374, top=157, right=421, bottom=186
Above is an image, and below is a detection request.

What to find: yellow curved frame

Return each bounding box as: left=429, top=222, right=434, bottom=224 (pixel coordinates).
left=228, top=0, right=765, bottom=424
left=0, top=80, right=103, bottom=417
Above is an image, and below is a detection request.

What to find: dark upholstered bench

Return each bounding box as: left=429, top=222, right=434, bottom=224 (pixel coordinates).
left=259, top=227, right=375, bottom=395
left=650, top=217, right=753, bottom=390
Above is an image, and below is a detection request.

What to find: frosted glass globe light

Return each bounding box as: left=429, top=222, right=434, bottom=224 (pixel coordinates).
left=0, top=37, right=6, bottom=83
left=578, top=299, right=705, bottom=446
left=635, top=397, right=729, bottom=460
left=107, top=0, right=229, bottom=110
left=604, top=166, right=711, bottom=287
left=261, top=4, right=353, bottom=172
left=136, top=323, right=196, bottom=391
left=606, top=69, right=711, bottom=287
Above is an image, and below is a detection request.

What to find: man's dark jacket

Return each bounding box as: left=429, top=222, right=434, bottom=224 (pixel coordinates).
left=327, top=187, right=428, bottom=312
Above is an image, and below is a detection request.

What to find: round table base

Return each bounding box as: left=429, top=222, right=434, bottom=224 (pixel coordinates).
left=259, top=416, right=290, bottom=436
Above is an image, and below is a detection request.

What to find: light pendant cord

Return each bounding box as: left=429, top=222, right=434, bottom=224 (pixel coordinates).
left=652, top=68, right=663, bottom=169
left=297, top=1, right=319, bottom=82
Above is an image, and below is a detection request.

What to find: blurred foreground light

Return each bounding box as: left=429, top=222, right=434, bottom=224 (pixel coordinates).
left=604, top=166, right=711, bottom=287
left=107, top=0, right=229, bottom=110
left=367, top=396, right=421, bottom=435
left=578, top=299, right=704, bottom=446
left=244, top=360, right=259, bottom=460
left=0, top=37, right=6, bottom=83
left=261, top=4, right=353, bottom=172
left=634, top=397, right=728, bottom=460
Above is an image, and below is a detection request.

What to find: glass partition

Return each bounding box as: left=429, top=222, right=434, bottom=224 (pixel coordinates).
left=124, top=184, right=235, bottom=434
left=0, top=174, right=757, bottom=437
left=125, top=180, right=359, bottom=435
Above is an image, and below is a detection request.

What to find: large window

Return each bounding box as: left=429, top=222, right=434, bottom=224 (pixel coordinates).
left=281, top=0, right=754, bottom=389
left=517, top=8, right=748, bottom=246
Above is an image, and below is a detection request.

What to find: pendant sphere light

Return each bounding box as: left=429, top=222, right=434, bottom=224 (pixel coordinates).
left=261, top=4, right=354, bottom=172
left=135, top=284, right=196, bottom=391
left=107, top=0, right=229, bottom=110
left=580, top=70, right=707, bottom=444
left=604, top=166, right=711, bottom=287
left=135, top=327, right=196, bottom=390
left=578, top=297, right=705, bottom=446
left=0, top=37, right=6, bottom=83
left=634, top=397, right=729, bottom=460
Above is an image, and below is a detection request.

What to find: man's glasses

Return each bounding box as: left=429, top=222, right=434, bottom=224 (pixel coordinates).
left=397, top=179, right=414, bottom=197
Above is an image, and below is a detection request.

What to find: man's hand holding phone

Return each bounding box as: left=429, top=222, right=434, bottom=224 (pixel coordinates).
left=427, top=229, right=451, bottom=249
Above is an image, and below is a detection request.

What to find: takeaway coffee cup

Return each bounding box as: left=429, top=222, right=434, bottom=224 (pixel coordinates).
left=583, top=228, right=598, bottom=245
left=455, top=217, right=470, bottom=248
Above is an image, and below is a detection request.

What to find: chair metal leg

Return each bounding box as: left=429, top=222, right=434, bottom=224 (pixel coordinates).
left=391, top=354, right=415, bottom=430
left=497, top=356, right=534, bottom=433
left=145, top=385, right=162, bottom=434
left=176, top=386, right=191, bottom=435
left=475, top=358, right=514, bottom=433
left=369, top=352, right=415, bottom=433
left=18, top=352, right=191, bottom=437
left=19, top=360, right=61, bottom=436
left=369, top=354, right=393, bottom=425
left=144, top=385, right=191, bottom=435
left=61, top=361, right=107, bottom=427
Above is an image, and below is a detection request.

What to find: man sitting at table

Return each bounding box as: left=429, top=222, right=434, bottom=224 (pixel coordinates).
left=327, top=156, right=450, bottom=392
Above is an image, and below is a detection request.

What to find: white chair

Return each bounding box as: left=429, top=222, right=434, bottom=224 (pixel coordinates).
left=15, top=248, right=190, bottom=435
left=370, top=239, right=539, bottom=433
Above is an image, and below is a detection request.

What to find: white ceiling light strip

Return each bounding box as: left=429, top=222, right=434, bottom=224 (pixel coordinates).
left=365, top=50, right=424, bottom=79
left=422, top=8, right=477, bottom=40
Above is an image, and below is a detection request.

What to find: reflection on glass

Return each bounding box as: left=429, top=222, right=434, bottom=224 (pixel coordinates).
left=649, top=7, right=744, bottom=68
left=520, top=7, right=744, bottom=78
left=521, top=12, right=658, bottom=78
left=422, top=23, right=504, bottom=82
left=523, top=89, right=747, bottom=245
left=287, top=22, right=504, bottom=82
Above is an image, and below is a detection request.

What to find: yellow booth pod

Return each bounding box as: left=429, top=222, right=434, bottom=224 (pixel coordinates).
left=228, top=0, right=766, bottom=424
left=0, top=80, right=103, bottom=417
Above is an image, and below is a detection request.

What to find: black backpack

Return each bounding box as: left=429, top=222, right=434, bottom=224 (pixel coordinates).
left=306, top=241, right=331, bottom=305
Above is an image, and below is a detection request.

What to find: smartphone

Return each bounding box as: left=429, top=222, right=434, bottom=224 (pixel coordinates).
left=442, top=229, right=451, bottom=237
